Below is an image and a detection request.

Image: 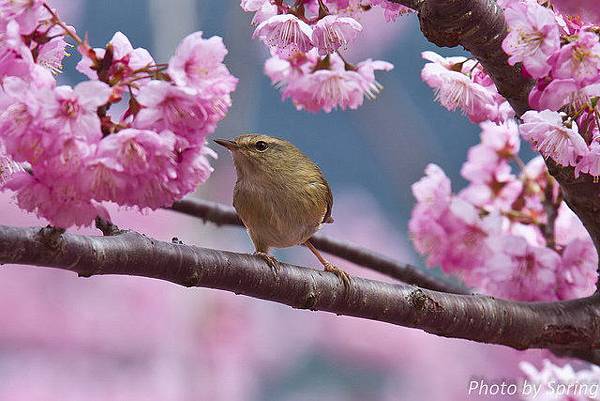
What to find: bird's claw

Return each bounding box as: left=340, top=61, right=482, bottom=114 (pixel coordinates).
left=254, top=252, right=281, bottom=274
left=323, top=262, right=351, bottom=288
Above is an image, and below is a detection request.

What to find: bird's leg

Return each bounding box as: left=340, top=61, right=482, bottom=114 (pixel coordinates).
left=304, top=241, right=351, bottom=288
left=249, top=233, right=281, bottom=273
left=252, top=243, right=281, bottom=273
left=254, top=251, right=281, bottom=273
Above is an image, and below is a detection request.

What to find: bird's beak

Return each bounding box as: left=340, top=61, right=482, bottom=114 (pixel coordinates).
left=213, top=139, right=239, bottom=150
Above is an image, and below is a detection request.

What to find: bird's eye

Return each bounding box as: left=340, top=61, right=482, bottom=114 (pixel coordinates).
left=255, top=141, right=269, bottom=152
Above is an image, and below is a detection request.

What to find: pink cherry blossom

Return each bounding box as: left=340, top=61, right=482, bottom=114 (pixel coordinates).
left=166, top=144, right=216, bottom=198
left=76, top=31, right=154, bottom=81
left=251, top=2, right=277, bottom=25
left=0, top=0, right=44, bottom=34
left=410, top=148, right=597, bottom=301
left=167, top=31, right=238, bottom=96
left=4, top=171, right=108, bottom=228
left=0, top=20, right=35, bottom=79
left=356, top=58, right=394, bottom=99
left=408, top=206, right=450, bottom=268
left=520, top=110, right=588, bottom=166
left=36, top=26, right=69, bottom=75
left=558, top=238, right=597, bottom=299
left=528, top=77, right=578, bottom=111
left=0, top=146, right=23, bottom=185
left=311, top=15, right=362, bottom=56
left=43, top=81, right=111, bottom=142
left=575, top=140, right=600, bottom=177
left=521, top=360, right=600, bottom=401
left=552, top=31, right=600, bottom=83
left=368, top=0, right=413, bottom=22
left=549, top=0, right=600, bottom=24
left=253, top=14, right=314, bottom=58
left=555, top=203, right=592, bottom=246
left=461, top=144, right=513, bottom=185
left=44, top=136, right=96, bottom=177
left=411, top=163, right=451, bottom=215
left=240, top=0, right=267, bottom=12
left=502, top=0, right=560, bottom=78
left=269, top=52, right=392, bottom=113
left=135, top=81, right=219, bottom=142
left=86, top=128, right=178, bottom=209
left=482, top=234, right=560, bottom=301
left=284, top=67, right=364, bottom=112
left=0, top=76, right=52, bottom=163
left=484, top=120, right=521, bottom=154
left=421, top=51, right=500, bottom=123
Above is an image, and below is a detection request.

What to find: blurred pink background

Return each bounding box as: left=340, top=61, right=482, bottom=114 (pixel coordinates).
left=0, top=1, right=564, bottom=400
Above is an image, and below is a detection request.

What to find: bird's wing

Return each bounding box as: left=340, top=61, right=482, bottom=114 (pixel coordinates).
left=322, top=179, right=334, bottom=224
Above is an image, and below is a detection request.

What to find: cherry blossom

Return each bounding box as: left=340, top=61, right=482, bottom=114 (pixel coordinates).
left=502, top=0, right=560, bottom=78
left=550, top=0, right=600, bottom=24
left=575, top=140, right=600, bottom=177
left=558, top=238, right=598, bottom=299
left=552, top=31, right=600, bottom=83
left=267, top=51, right=391, bottom=112
left=368, top=0, right=413, bottom=22
left=85, top=129, right=179, bottom=209
left=76, top=31, right=155, bottom=82
left=43, top=81, right=111, bottom=141
left=520, top=110, right=588, bottom=166
left=483, top=234, right=560, bottom=301
left=420, top=51, right=510, bottom=123
left=253, top=14, right=314, bottom=58
left=135, top=81, right=227, bottom=145
left=168, top=31, right=238, bottom=96
left=5, top=171, right=109, bottom=228
left=0, top=0, right=44, bottom=34
left=311, top=15, right=362, bottom=56
left=520, top=360, right=600, bottom=401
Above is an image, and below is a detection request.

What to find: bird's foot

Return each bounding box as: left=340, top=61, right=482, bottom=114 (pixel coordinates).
left=323, top=262, right=351, bottom=288
left=254, top=251, right=281, bottom=274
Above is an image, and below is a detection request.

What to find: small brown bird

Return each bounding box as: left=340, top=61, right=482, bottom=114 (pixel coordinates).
left=214, top=134, right=350, bottom=286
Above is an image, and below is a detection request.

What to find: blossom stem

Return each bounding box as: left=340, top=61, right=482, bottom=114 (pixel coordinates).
left=42, top=2, right=83, bottom=45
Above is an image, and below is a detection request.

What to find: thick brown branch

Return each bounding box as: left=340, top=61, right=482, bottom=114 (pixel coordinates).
left=170, top=198, right=468, bottom=294
left=2, top=224, right=600, bottom=351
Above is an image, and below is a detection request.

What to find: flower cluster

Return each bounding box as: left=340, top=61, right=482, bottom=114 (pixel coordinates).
left=420, top=51, right=515, bottom=123
left=0, top=1, right=237, bottom=227
left=241, top=0, right=408, bottom=112
left=500, top=0, right=600, bottom=174
left=520, top=360, right=600, bottom=401
left=409, top=122, right=597, bottom=301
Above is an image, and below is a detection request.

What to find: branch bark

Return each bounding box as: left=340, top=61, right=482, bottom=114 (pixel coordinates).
left=3, top=224, right=600, bottom=352
left=169, top=198, right=468, bottom=294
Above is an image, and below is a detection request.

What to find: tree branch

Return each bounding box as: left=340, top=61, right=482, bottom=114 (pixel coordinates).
left=169, top=198, right=468, bottom=294
left=3, top=224, right=600, bottom=352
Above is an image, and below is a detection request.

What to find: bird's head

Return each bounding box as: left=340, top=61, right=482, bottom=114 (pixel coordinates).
left=214, top=134, right=306, bottom=180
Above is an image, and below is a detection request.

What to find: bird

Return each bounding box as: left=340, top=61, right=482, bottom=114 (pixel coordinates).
left=214, top=134, right=350, bottom=287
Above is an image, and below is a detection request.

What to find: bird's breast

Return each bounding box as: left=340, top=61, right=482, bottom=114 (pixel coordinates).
left=233, top=179, right=326, bottom=249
